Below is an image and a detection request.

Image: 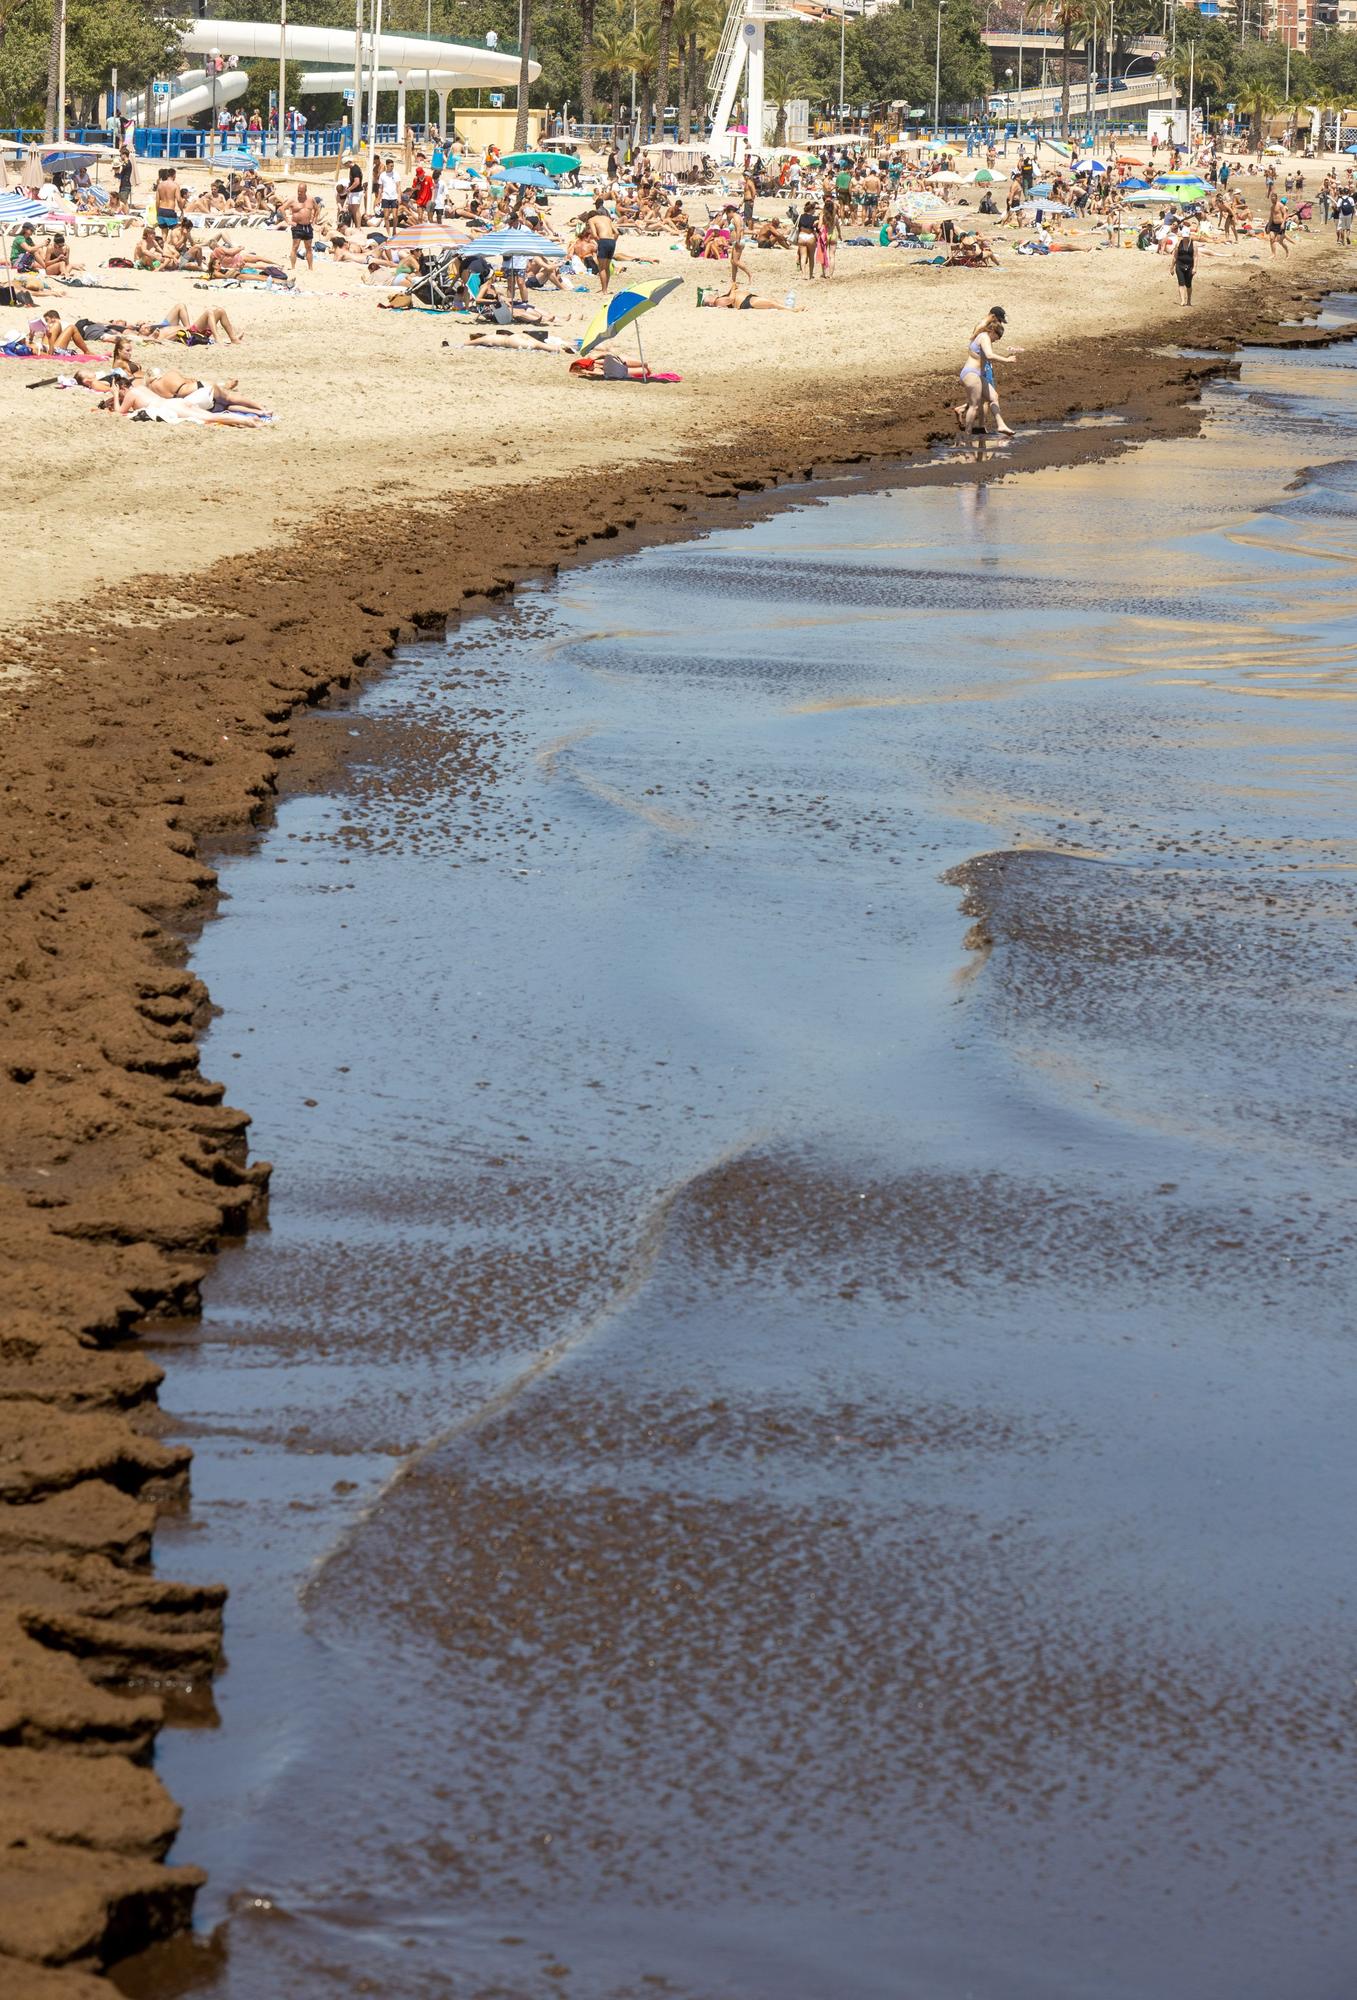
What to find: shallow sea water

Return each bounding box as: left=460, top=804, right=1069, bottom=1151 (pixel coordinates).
left=141, top=329, right=1357, bottom=2000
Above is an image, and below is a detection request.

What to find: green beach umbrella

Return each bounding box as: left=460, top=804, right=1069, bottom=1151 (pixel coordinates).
left=502, top=151, right=579, bottom=176
left=972, top=167, right=997, bottom=183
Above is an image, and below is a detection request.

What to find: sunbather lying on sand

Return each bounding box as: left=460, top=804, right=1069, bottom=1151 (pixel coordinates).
left=466, top=325, right=573, bottom=351
left=95, top=380, right=268, bottom=425
left=22, top=309, right=97, bottom=355
left=698, top=282, right=804, bottom=311
left=132, top=365, right=270, bottom=412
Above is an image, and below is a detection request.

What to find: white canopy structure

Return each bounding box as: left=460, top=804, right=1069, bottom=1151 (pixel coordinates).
left=177, top=18, right=536, bottom=142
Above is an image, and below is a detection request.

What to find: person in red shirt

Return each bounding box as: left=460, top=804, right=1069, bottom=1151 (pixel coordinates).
left=412, top=156, right=433, bottom=208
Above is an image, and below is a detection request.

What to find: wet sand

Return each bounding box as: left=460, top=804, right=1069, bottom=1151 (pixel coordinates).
left=138, top=337, right=1357, bottom=1996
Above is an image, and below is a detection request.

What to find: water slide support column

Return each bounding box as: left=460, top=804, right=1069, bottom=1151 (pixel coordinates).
left=709, top=4, right=750, bottom=159
left=367, top=0, right=384, bottom=201
left=396, top=72, right=408, bottom=141
left=353, top=0, right=365, bottom=152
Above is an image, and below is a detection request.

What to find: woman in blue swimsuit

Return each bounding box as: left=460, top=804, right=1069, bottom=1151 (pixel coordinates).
left=954, top=304, right=1017, bottom=436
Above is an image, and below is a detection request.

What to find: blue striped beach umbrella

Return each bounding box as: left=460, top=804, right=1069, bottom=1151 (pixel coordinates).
left=468, top=228, right=568, bottom=260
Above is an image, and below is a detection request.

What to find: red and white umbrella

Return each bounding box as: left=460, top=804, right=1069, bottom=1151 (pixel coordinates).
left=390, top=221, right=474, bottom=251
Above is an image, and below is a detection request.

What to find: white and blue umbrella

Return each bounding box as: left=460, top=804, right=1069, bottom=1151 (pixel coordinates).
left=0, top=195, right=50, bottom=222
left=468, top=228, right=567, bottom=260
left=212, top=149, right=262, bottom=175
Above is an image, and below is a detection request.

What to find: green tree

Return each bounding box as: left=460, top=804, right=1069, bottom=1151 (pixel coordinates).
left=592, top=0, right=633, bottom=130
left=0, top=0, right=181, bottom=129
left=764, top=44, right=810, bottom=146
left=1028, top=0, right=1095, bottom=142
left=514, top=0, right=532, bottom=143
left=655, top=0, right=673, bottom=140
left=629, top=5, right=658, bottom=139
left=580, top=0, right=596, bottom=126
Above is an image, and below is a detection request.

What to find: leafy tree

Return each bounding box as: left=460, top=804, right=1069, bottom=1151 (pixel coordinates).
left=514, top=0, right=532, bottom=140
left=591, top=0, right=633, bottom=129
left=655, top=0, right=673, bottom=139
left=580, top=0, right=595, bottom=124
left=764, top=45, right=810, bottom=146
left=0, top=0, right=181, bottom=129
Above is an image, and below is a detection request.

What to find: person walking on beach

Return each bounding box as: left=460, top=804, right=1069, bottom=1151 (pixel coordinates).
left=1172, top=222, right=1198, bottom=307
left=1336, top=187, right=1355, bottom=246
left=1266, top=187, right=1290, bottom=257
left=284, top=183, right=319, bottom=271
left=579, top=198, right=617, bottom=292
left=954, top=305, right=1018, bottom=437
left=819, top=193, right=840, bottom=277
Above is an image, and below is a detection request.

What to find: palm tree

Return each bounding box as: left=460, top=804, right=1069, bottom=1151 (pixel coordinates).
left=672, top=0, right=699, bottom=139
left=514, top=0, right=533, bottom=148
left=43, top=0, right=62, bottom=141
left=629, top=9, right=660, bottom=141
left=593, top=2, right=634, bottom=133
left=1154, top=44, right=1224, bottom=126
left=1244, top=78, right=1282, bottom=151
left=1029, top=0, right=1091, bottom=142
left=691, top=0, right=728, bottom=142
left=581, top=0, right=597, bottom=130
left=655, top=0, right=675, bottom=144
left=763, top=51, right=809, bottom=148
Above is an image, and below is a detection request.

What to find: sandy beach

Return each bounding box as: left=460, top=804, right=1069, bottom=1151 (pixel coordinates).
left=1, top=142, right=1354, bottom=1992
left=4, top=158, right=1351, bottom=624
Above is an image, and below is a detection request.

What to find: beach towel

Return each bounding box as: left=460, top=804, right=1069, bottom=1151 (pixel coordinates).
left=1, top=345, right=92, bottom=359
left=569, top=357, right=680, bottom=383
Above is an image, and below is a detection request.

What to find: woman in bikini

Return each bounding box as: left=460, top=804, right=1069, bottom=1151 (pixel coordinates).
left=818, top=196, right=840, bottom=277
left=699, top=282, right=804, bottom=311
left=139, top=365, right=270, bottom=413
left=795, top=200, right=819, bottom=276
left=954, top=306, right=1018, bottom=437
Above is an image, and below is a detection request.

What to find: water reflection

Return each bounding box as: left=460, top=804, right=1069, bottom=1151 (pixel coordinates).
left=148, top=350, right=1357, bottom=2000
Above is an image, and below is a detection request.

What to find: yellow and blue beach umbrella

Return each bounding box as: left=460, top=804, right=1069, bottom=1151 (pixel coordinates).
left=578, top=276, right=683, bottom=363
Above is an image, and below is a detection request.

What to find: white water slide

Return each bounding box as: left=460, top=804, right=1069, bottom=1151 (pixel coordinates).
left=176, top=19, right=535, bottom=140
left=124, top=68, right=249, bottom=127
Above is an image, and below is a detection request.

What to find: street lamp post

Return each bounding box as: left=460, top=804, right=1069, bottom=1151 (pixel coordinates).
left=934, top=0, right=946, bottom=135
left=840, top=0, right=847, bottom=123
left=1005, top=62, right=1013, bottom=151
left=1017, top=8, right=1024, bottom=144
left=209, top=47, right=219, bottom=159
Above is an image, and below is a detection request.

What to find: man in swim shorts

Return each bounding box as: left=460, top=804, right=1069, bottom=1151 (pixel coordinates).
left=1266, top=188, right=1289, bottom=257
left=579, top=198, right=618, bottom=293
left=154, top=168, right=179, bottom=231
left=284, top=184, right=320, bottom=270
